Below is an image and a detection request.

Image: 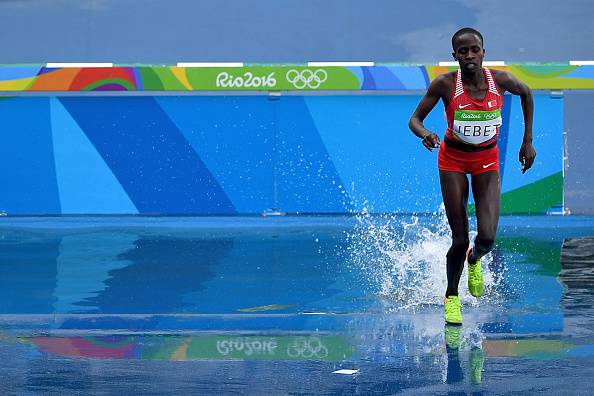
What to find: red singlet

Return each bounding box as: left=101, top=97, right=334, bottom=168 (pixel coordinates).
left=438, top=68, right=503, bottom=175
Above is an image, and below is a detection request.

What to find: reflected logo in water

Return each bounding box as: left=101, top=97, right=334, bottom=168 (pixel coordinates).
left=216, top=337, right=277, bottom=356
left=20, top=334, right=351, bottom=362
left=286, top=336, right=329, bottom=359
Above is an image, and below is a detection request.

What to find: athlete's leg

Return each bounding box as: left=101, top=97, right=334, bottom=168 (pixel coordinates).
left=439, top=170, right=470, bottom=297
left=469, top=171, right=501, bottom=263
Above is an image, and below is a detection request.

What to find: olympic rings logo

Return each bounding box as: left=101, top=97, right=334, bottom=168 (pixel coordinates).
left=286, top=336, right=329, bottom=359
left=285, top=69, right=328, bottom=89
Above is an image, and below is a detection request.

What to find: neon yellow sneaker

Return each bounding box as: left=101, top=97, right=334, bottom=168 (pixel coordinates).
left=469, top=347, right=484, bottom=384
left=467, top=249, right=484, bottom=297
left=444, top=295, right=462, bottom=325
left=444, top=324, right=462, bottom=349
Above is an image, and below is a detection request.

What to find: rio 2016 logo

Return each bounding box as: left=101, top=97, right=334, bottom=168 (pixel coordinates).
left=216, top=72, right=277, bottom=88
left=214, top=69, right=328, bottom=89
left=285, top=69, right=328, bottom=89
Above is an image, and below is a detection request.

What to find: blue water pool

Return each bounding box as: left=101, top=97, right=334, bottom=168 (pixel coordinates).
left=1, top=215, right=593, bottom=394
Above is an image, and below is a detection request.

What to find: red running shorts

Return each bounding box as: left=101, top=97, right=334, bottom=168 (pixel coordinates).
left=438, top=141, right=500, bottom=176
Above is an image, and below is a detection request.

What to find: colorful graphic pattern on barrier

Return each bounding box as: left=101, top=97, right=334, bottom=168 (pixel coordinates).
left=1, top=64, right=594, bottom=91
left=0, top=94, right=562, bottom=215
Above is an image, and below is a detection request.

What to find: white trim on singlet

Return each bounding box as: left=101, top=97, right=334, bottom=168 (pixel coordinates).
left=484, top=68, right=501, bottom=96
left=454, top=69, right=464, bottom=98
left=454, top=68, right=501, bottom=99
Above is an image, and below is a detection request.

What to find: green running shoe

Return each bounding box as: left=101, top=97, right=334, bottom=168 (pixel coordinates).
left=469, top=347, right=484, bottom=384
left=444, top=324, right=462, bottom=349
left=444, top=295, right=463, bottom=325
left=467, top=249, right=484, bottom=297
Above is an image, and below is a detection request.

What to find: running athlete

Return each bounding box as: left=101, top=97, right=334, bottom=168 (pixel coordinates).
left=408, top=28, right=536, bottom=324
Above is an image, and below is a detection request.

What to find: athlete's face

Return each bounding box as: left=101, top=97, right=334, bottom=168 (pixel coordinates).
left=452, top=33, right=484, bottom=72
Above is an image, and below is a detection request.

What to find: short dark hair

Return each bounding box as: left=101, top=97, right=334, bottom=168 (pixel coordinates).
left=451, top=27, right=483, bottom=50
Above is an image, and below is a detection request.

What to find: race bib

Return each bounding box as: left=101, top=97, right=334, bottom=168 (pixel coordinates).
left=452, top=109, right=502, bottom=145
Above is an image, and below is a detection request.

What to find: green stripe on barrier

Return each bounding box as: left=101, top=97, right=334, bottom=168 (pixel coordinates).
left=470, top=171, right=563, bottom=214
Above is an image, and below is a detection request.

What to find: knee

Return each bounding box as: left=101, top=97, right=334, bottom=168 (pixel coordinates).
left=474, top=237, right=494, bottom=253
left=450, top=235, right=470, bottom=253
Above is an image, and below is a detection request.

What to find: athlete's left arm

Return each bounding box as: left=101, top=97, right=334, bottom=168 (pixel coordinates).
left=495, top=71, right=536, bottom=173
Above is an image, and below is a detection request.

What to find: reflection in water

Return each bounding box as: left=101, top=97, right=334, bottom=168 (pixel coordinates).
left=0, top=226, right=353, bottom=315
left=53, top=233, right=135, bottom=313
left=6, top=316, right=594, bottom=393
left=0, top=232, right=60, bottom=313
left=560, top=236, right=594, bottom=336
left=0, top=230, right=236, bottom=315
left=469, top=348, right=484, bottom=385
left=2, top=217, right=594, bottom=394
left=444, top=325, right=484, bottom=385
left=77, top=237, right=233, bottom=313
left=484, top=339, right=574, bottom=359
left=444, top=325, right=464, bottom=384
left=19, top=334, right=353, bottom=362
left=78, top=237, right=233, bottom=313
left=560, top=238, right=594, bottom=311
left=446, top=345, right=464, bottom=385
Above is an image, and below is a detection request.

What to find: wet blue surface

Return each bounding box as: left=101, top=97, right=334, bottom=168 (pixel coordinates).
left=1, top=215, right=594, bottom=394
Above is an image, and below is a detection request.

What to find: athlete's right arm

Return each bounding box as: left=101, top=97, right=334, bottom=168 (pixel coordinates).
left=408, top=75, right=447, bottom=152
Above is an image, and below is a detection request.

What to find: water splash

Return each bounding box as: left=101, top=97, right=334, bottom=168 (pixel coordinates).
left=347, top=205, right=501, bottom=310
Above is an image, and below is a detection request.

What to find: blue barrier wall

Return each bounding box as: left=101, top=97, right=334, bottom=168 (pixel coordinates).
left=0, top=94, right=562, bottom=215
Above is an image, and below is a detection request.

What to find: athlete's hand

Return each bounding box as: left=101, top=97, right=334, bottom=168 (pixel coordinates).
left=422, top=132, right=441, bottom=152
left=519, top=141, right=536, bottom=173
